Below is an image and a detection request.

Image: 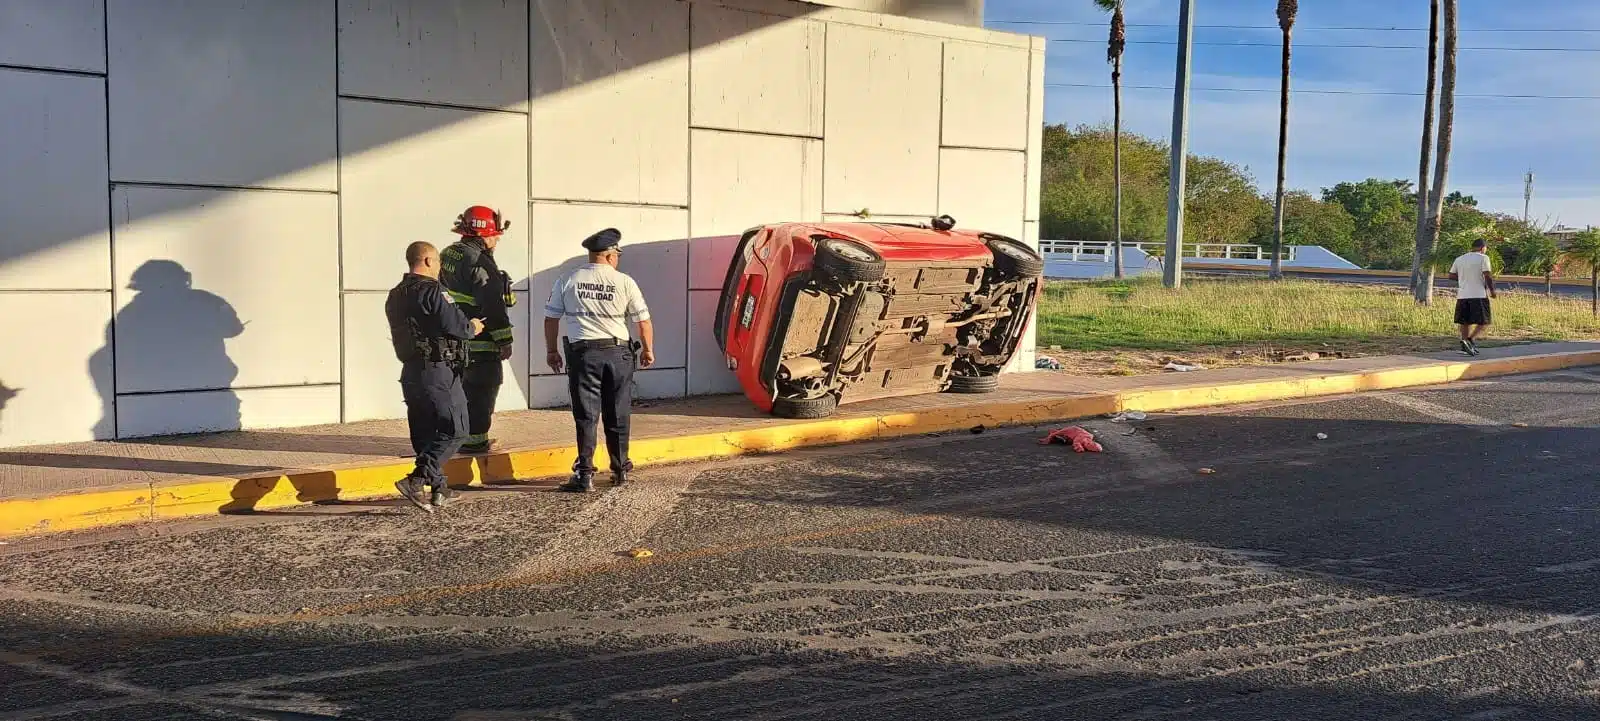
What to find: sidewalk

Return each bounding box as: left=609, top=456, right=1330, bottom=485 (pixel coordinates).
left=4, top=341, right=1598, bottom=537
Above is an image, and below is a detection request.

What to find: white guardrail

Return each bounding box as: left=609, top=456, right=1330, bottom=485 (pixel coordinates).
left=1039, top=240, right=1297, bottom=263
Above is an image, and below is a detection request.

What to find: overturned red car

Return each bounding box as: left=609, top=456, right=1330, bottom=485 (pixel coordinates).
left=713, top=217, right=1044, bottom=418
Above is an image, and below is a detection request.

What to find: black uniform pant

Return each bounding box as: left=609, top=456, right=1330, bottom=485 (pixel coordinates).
left=400, top=361, right=469, bottom=489
left=567, top=343, right=635, bottom=476
left=462, top=353, right=503, bottom=446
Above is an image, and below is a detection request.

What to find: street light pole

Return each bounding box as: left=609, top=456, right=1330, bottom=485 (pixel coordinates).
left=1164, top=0, right=1197, bottom=289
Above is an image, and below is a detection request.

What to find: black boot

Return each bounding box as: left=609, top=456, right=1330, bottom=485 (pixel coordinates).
left=558, top=474, right=594, bottom=493
left=612, top=461, right=634, bottom=487
left=430, top=485, right=458, bottom=509
left=394, top=476, right=433, bottom=513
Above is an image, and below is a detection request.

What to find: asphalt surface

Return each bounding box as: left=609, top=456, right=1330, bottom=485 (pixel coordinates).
left=3, top=369, right=1600, bottom=720
left=1185, top=267, right=1594, bottom=299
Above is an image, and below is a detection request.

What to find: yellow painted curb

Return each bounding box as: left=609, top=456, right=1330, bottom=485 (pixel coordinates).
left=3, top=350, right=1597, bottom=538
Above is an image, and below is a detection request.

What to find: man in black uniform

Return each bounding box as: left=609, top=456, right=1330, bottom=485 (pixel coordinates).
left=386, top=241, right=484, bottom=512
left=439, top=205, right=516, bottom=454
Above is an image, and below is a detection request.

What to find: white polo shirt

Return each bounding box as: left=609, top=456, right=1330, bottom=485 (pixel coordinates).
left=543, top=263, right=651, bottom=341
left=1450, top=251, right=1493, bottom=300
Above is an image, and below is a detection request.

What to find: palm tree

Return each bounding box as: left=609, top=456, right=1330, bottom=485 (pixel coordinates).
left=1095, top=0, right=1127, bottom=279
left=1415, top=0, right=1458, bottom=306
left=1269, top=0, right=1298, bottom=280
left=1564, top=228, right=1600, bottom=316
left=1409, top=0, right=1440, bottom=295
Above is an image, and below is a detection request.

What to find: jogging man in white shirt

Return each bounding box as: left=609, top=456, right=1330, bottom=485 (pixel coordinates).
left=542, top=228, right=655, bottom=492
left=1448, top=237, right=1497, bottom=356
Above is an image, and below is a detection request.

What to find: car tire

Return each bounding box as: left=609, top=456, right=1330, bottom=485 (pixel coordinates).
left=985, top=235, right=1045, bottom=279
left=945, top=374, right=1000, bottom=394
left=772, top=394, right=839, bottom=419
left=814, top=238, right=886, bottom=283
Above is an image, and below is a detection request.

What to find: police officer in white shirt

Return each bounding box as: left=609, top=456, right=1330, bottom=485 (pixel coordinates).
left=543, top=228, right=655, bottom=492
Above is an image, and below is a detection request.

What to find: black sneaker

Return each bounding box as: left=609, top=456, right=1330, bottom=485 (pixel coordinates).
left=1467, top=339, right=1482, bottom=356
left=394, top=477, right=433, bottom=513
left=1460, top=339, right=1474, bottom=356
left=558, top=475, right=594, bottom=493
left=430, top=486, right=459, bottom=509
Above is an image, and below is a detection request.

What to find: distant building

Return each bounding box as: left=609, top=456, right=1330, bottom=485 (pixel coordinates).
left=1547, top=225, right=1593, bottom=248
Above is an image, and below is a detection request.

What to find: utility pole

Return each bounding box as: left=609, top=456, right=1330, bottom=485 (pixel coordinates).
left=1523, top=169, right=1534, bottom=224
left=1163, top=0, right=1197, bottom=289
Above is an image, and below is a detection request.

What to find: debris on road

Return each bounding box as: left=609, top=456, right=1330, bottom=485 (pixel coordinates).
left=970, top=425, right=987, bottom=434
left=1108, top=410, right=1148, bottom=423
left=1035, top=357, right=1064, bottom=370
left=1198, top=467, right=1217, bottom=475
left=1163, top=362, right=1204, bottom=372
left=1315, top=433, right=1329, bottom=440
left=626, top=547, right=655, bottom=559
left=1040, top=426, right=1103, bottom=453
left=1281, top=352, right=1322, bottom=363
left=1512, top=422, right=1529, bottom=428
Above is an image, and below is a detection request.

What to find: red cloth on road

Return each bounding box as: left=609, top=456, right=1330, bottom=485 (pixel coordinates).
left=1040, top=426, right=1102, bottom=453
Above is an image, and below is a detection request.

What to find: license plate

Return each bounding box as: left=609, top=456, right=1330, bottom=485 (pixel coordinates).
left=739, top=295, right=756, bottom=328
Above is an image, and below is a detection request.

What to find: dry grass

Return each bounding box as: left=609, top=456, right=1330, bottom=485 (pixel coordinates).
left=1035, top=278, right=1600, bottom=376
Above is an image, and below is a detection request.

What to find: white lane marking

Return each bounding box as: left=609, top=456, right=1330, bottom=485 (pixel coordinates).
left=1372, top=393, right=1500, bottom=427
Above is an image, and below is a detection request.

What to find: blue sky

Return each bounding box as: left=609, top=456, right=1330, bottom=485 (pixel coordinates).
left=985, top=0, right=1600, bottom=228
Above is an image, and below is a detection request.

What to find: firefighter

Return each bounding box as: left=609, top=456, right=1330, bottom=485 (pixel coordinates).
left=439, top=205, right=516, bottom=454
left=386, top=241, right=484, bottom=512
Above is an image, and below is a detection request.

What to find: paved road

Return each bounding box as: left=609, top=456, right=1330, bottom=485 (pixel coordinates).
left=1185, top=266, right=1594, bottom=299
left=3, top=369, right=1600, bottom=720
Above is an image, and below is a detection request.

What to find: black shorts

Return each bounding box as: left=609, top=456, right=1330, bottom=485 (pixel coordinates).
left=1455, top=298, right=1492, bottom=326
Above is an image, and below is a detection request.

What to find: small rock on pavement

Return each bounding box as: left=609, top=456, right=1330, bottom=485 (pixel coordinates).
left=1315, top=432, right=1329, bottom=440
left=1511, top=422, right=1529, bottom=428
left=627, top=547, right=655, bottom=559
left=1197, top=468, right=1217, bottom=475
left=1283, top=352, right=1322, bottom=362
left=1568, top=659, right=1589, bottom=673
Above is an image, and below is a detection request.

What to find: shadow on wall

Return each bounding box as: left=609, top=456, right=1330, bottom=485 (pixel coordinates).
left=0, top=380, right=16, bottom=437
left=90, top=260, right=243, bottom=439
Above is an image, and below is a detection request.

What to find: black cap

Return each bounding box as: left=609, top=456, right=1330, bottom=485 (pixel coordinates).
left=582, top=228, right=622, bottom=253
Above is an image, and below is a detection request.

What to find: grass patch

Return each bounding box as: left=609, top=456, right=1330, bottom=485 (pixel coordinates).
left=1037, top=277, right=1600, bottom=353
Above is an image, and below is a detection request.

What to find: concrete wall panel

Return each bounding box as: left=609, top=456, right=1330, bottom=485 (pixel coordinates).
left=937, top=148, right=1025, bottom=241
left=1007, top=219, right=1039, bottom=374
left=531, top=0, right=689, bottom=206
left=634, top=368, right=687, bottom=401
left=823, top=25, right=942, bottom=216
left=106, top=0, right=336, bottom=190
left=689, top=130, right=821, bottom=290
left=0, top=292, right=114, bottom=446
left=687, top=289, right=740, bottom=396
left=1025, top=48, right=1044, bottom=221
left=111, top=186, right=340, bottom=394
left=339, top=99, right=529, bottom=291
left=497, top=290, right=533, bottom=411
left=690, top=6, right=823, bottom=137
left=337, top=0, right=531, bottom=111
left=528, top=203, right=689, bottom=375
left=341, top=292, right=404, bottom=423
left=117, top=385, right=341, bottom=438
left=0, top=0, right=106, bottom=73
left=527, top=374, right=566, bottom=409
left=0, top=70, right=111, bottom=290
left=941, top=41, right=1028, bottom=151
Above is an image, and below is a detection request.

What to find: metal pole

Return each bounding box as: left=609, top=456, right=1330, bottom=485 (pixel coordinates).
left=1163, top=0, right=1196, bottom=289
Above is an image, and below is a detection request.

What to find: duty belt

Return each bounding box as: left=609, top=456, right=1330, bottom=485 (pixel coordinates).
left=565, top=338, right=627, bottom=352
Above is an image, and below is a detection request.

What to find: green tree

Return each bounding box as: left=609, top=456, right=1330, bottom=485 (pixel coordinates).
left=1251, top=191, right=1357, bottom=260
left=1185, top=157, right=1269, bottom=244
left=1322, top=179, right=1414, bottom=269
left=1562, top=228, right=1600, bottom=316
left=1039, top=125, right=1169, bottom=244
left=1094, top=0, right=1128, bottom=278
left=1429, top=221, right=1503, bottom=275
left=1444, top=191, right=1477, bottom=207
left=1504, top=231, right=1560, bottom=294
left=1269, top=0, right=1299, bottom=279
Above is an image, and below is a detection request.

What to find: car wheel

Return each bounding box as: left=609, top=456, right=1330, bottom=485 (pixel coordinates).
left=772, top=394, right=839, bottom=419
left=945, top=374, right=1000, bottom=394
left=814, top=238, right=886, bottom=283
left=984, top=235, right=1045, bottom=279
